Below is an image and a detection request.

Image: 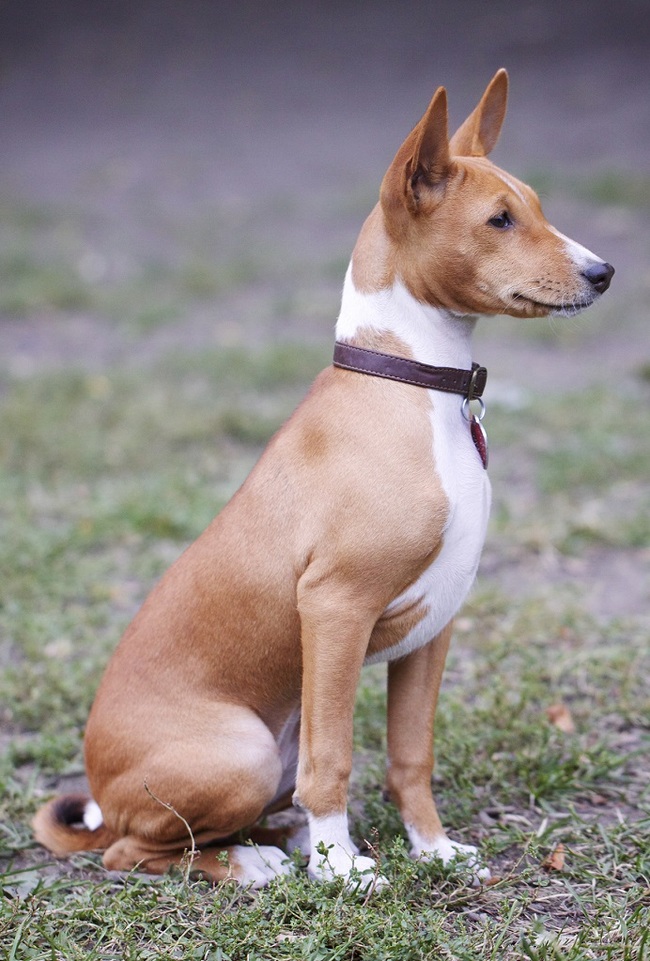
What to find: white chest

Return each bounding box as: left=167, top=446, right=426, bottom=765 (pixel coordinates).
left=335, top=272, right=493, bottom=665
left=365, top=391, right=491, bottom=665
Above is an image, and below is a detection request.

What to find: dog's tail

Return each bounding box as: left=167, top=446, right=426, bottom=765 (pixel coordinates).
left=32, top=794, right=116, bottom=856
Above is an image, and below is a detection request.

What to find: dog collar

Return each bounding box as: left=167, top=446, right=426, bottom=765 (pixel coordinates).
left=332, top=341, right=489, bottom=468
left=332, top=342, right=487, bottom=399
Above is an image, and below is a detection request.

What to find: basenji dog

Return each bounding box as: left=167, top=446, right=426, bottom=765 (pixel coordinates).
left=33, top=70, right=613, bottom=890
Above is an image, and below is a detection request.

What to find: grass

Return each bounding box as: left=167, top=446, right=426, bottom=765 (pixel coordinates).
left=487, top=385, right=650, bottom=554
left=0, top=336, right=648, bottom=959
left=0, top=194, right=351, bottom=332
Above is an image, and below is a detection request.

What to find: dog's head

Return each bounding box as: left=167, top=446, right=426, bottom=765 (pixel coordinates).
left=377, top=69, right=614, bottom=318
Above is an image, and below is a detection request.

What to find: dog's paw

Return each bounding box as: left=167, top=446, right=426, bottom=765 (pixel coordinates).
left=305, top=813, right=387, bottom=893
left=229, top=844, right=293, bottom=889
left=308, top=846, right=388, bottom=894
left=411, top=835, right=491, bottom=885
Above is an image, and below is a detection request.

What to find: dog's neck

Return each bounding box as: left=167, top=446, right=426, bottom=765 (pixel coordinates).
left=335, top=264, right=478, bottom=369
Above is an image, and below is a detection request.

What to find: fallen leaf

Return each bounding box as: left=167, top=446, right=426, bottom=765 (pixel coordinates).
left=542, top=843, right=565, bottom=872
left=546, top=703, right=575, bottom=733
left=589, top=794, right=608, bottom=806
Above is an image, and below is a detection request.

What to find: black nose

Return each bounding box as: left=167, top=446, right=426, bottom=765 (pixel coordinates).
left=582, top=261, right=615, bottom=294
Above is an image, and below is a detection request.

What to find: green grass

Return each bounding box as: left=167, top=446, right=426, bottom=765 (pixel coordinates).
left=0, top=336, right=648, bottom=959
left=0, top=195, right=348, bottom=330
left=0, top=197, right=264, bottom=323
left=487, top=385, right=650, bottom=553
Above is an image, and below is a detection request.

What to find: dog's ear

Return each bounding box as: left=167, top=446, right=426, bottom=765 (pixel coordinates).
left=449, top=69, right=509, bottom=158
left=401, top=86, right=452, bottom=212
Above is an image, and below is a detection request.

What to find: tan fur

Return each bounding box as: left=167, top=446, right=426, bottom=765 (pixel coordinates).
left=350, top=205, right=395, bottom=293
left=342, top=325, right=415, bottom=360
left=385, top=622, right=453, bottom=843
left=32, top=796, right=116, bottom=855
left=33, top=70, right=613, bottom=884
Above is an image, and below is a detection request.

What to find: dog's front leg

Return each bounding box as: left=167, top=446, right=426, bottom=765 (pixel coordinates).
left=295, top=574, right=384, bottom=889
left=386, top=622, right=489, bottom=879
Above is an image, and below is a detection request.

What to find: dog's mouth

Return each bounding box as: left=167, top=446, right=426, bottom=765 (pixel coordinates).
left=511, top=293, right=594, bottom=317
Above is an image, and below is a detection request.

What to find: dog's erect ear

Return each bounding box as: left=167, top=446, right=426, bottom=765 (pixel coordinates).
left=449, top=69, right=509, bottom=158
left=402, top=86, right=452, bottom=211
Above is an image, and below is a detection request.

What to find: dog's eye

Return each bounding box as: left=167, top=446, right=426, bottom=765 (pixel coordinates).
left=488, top=211, right=513, bottom=229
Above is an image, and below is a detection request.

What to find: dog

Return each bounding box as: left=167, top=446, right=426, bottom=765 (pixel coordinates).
left=33, top=70, right=613, bottom=890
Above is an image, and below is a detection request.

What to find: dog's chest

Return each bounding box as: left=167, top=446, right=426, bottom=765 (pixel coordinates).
left=365, top=393, right=491, bottom=664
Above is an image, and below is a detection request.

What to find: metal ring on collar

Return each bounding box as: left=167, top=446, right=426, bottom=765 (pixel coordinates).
left=461, top=396, right=486, bottom=422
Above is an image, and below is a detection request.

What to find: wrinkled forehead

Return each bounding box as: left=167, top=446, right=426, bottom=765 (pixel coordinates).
left=457, top=156, right=540, bottom=209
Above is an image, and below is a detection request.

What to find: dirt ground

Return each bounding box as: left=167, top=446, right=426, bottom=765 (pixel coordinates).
left=0, top=0, right=649, bottom=617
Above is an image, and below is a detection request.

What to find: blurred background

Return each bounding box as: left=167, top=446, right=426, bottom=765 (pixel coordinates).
left=0, top=0, right=648, bottom=375
left=0, top=1, right=648, bottom=613
left=1, top=4, right=649, bottom=931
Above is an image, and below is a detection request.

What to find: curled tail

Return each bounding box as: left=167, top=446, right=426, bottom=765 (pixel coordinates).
left=32, top=794, right=116, bottom=856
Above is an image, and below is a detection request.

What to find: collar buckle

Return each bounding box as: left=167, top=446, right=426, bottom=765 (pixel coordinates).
left=467, top=363, right=488, bottom=401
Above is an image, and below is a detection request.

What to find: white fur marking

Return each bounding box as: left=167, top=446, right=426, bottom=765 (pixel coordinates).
left=83, top=800, right=103, bottom=831
left=549, top=225, right=601, bottom=269
left=337, top=274, right=491, bottom=667
left=406, top=825, right=490, bottom=883
left=308, top=812, right=359, bottom=862
left=494, top=170, right=529, bottom=206
left=337, top=270, right=478, bottom=364
left=230, top=844, right=292, bottom=889
left=367, top=387, right=490, bottom=665
left=308, top=812, right=387, bottom=890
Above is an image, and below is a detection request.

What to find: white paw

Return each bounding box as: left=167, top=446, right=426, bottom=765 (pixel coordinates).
left=229, top=844, right=292, bottom=889
left=306, top=812, right=387, bottom=892
left=411, top=835, right=491, bottom=884
left=309, top=847, right=388, bottom=893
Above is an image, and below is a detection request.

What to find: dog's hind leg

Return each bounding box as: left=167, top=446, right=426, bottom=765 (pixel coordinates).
left=102, top=835, right=291, bottom=888
left=92, top=702, right=292, bottom=887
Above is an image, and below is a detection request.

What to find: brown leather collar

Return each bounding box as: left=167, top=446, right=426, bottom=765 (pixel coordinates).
left=333, top=342, right=487, bottom=400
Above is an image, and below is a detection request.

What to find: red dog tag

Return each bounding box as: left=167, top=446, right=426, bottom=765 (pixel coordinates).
left=470, top=416, right=489, bottom=469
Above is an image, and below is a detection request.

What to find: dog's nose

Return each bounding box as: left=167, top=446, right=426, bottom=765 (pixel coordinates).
left=582, top=261, right=615, bottom=294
